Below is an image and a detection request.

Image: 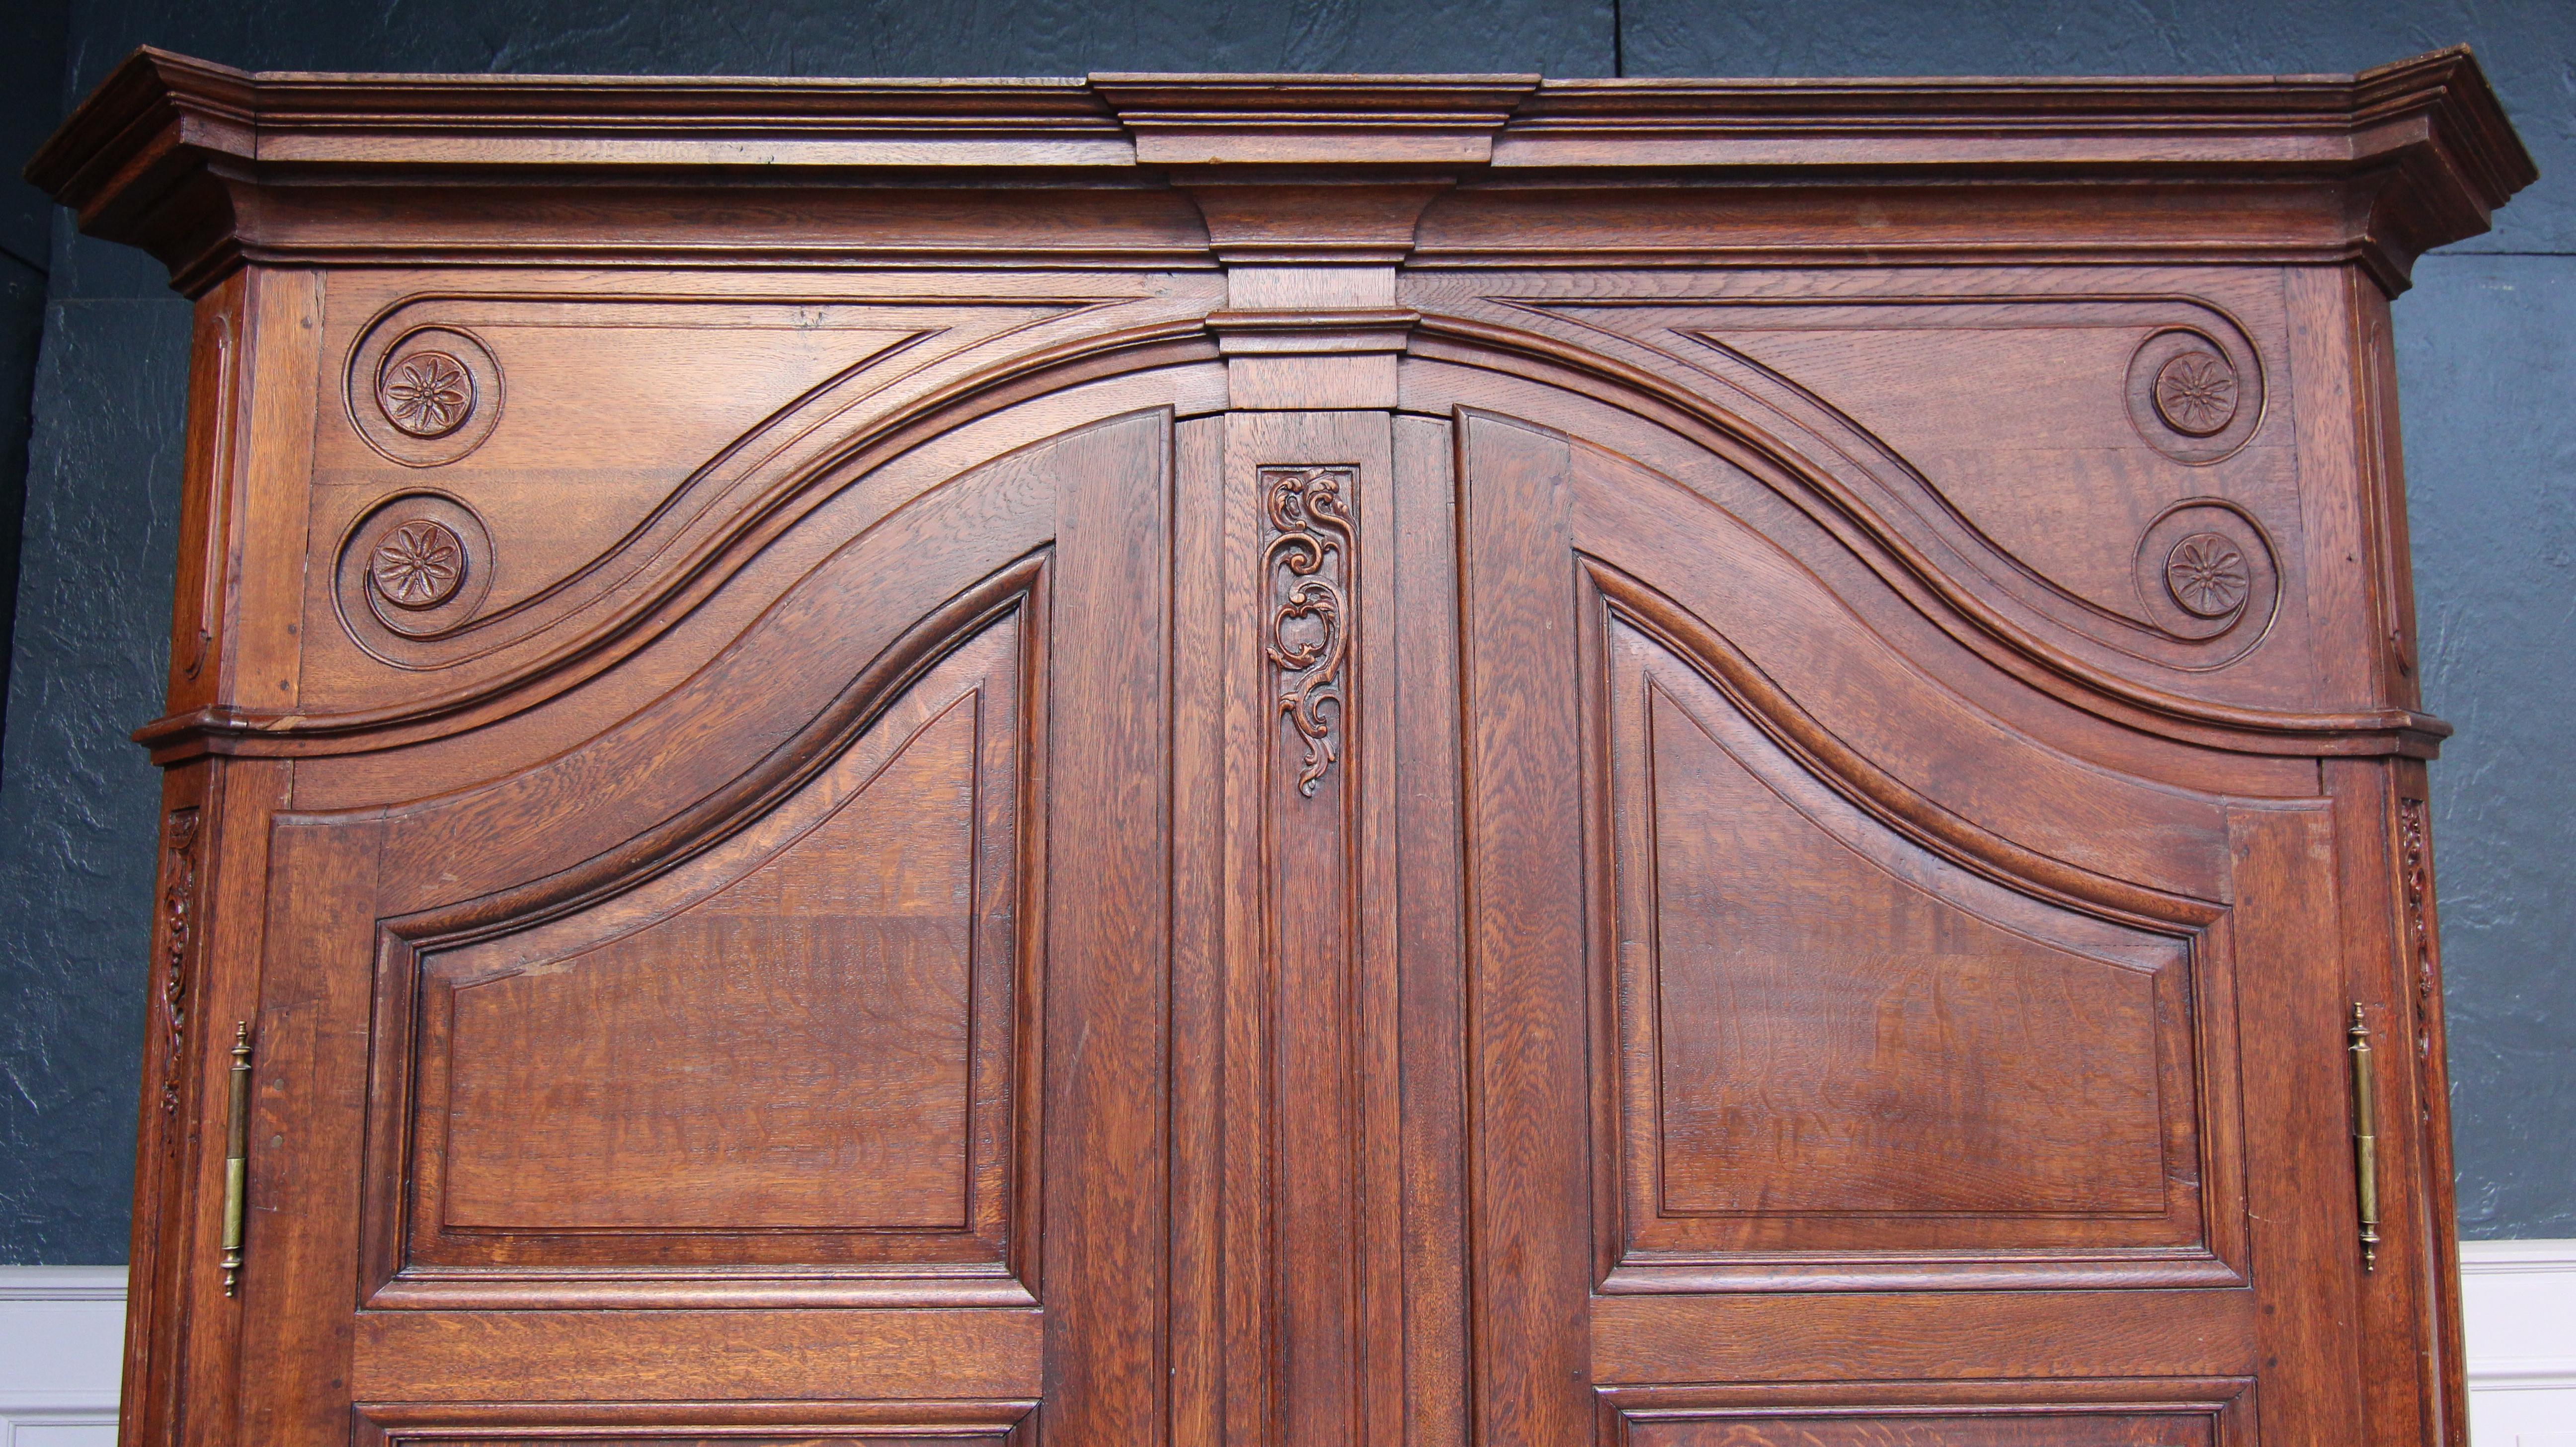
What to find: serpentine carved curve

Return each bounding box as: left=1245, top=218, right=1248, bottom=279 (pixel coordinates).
left=1265, top=467, right=1355, bottom=797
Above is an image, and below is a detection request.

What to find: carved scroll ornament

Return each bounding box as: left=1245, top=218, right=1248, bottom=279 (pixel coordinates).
left=1265, top=467, right=1355, bottom=798
left=2399, top=797, right=2436, bottom=1066
left=160, top=807, right=201, bottom=1115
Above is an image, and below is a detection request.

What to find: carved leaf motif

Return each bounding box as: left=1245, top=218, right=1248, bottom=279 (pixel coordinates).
left=160, top=808, right=201, bottom=1115
left=379, top=350, right=475, bottom=437
left=2400, top=798, right=2436, bottom=1067
left=370, top=519, right=467, bottom=609
left=2153, top=350, right=2239, bottom=436
left=1265, top=467, right=1354, bottom=797
left=2164, top=532, right=2250, bottom=618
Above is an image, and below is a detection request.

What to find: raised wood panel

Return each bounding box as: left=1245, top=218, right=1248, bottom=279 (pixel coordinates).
left=402, top=620, right=1024, bottom=1262
left=1605, top=619, right=2206, bottom=1256
left=349, top=1308, right=1043, bottom=1401
left=1616, top=1412, right=2212, bottom=1447
left=1589, top=1290, right=2258, bottom=1385
left=1400, top=358, right=2282, bottom=883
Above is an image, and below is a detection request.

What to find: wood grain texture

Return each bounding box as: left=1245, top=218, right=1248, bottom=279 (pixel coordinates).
left=1037, top=408, right=1172, bottom=1445
left=1590, top=1290, right=2258, bottom=1384
left=1455, top=410, right=1596, bottom=1447
left=351, top=1310, right=1043, bottom=1401
left=1610, top=631, right=2191, bottom=1230
left=40, top=52, right=2523, bottom=1447
left=412, top=627, right=1023, bottom=1253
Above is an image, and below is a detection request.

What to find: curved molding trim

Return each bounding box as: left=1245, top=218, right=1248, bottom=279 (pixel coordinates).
left=132, top=340, right=1217, bottom=762
left=373, top=550, right=1044, bottom=950
left=1588, top=559, right=2221, bottom=931
left=1409, top=314, right=2450, bottom=760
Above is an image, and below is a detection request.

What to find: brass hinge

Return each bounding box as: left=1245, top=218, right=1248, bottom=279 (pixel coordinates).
left=221, top=1022, right=251, bottom=1296
left=2349, top=1002, right=2380, bottom=1272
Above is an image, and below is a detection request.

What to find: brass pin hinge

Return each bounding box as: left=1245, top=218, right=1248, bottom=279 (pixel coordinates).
left=221, top=1022, right=250, bottom=1296
left=2349, top=1002, right=2380, bottom=1272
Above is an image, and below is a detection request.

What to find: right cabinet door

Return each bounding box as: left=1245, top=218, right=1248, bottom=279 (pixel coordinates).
left=1437, top=401, right=2365, bottom=1447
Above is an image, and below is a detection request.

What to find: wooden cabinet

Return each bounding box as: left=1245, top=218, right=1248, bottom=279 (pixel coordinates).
left=30, top=46, right=2534, bottom=1447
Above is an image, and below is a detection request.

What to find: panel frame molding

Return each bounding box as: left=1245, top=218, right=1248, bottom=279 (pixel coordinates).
left=1594, top=1376, right=2255, bottom=1447
left=1576, top=561, right=2248, bottom=1296
left=349, top=1398, right=1040, bottom=1447
left=355, top=557, right=1052, bottom=1311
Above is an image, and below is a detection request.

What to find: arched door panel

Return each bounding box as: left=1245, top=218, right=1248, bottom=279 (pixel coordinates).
left=243, top=408, right=1179, bottom=1446
left=1440, top=403, right=2356, bottom=1447
left=374, top=617, right=1030, bottom=1290
left=1600, top=613, right=2218, bottom=1272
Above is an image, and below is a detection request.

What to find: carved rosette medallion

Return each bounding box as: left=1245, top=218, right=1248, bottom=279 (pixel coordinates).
left=1265, top=466, right=1355, bottom=797
left=347, top=322, right=504, bottom=467
left=377, top=350, right=475, bottom=438
left=338, top=492, right=497, bottom=652
left=2164, top=532, right=2251, bottom=617
left=2126, top=328, right=2262, bottom=464
left=159, top=807, right=202, bottom=1115
left=2132, top=500, right=2278, bottom=649
left=370, top=519, right=468, bottom=608
left=2152, top=350, right=2238, bottom=436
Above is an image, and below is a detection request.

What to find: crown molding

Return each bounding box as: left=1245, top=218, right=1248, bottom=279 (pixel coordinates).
left=24, top=46, right=2537, bottom=296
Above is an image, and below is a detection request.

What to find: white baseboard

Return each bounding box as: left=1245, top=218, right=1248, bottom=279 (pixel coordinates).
left=2463, top=1239, right=2576, bottom=1445
left=4, top=1248, right=2571, bottom=1442
left=0, top=1267, right=124, bottom=1447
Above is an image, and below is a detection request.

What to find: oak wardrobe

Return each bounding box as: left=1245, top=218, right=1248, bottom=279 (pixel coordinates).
left=30, top=45, right=2535, bottom=1447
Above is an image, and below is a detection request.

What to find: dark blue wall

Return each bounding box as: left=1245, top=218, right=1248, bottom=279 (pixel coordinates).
left=2, top=0, right=2568, bottom=1263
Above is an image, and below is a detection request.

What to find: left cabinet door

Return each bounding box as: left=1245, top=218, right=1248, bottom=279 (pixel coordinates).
left=236, top=407, right=1180, bottom=1447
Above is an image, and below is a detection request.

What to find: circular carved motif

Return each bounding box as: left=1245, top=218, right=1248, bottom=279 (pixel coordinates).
left=2131, top=500, right=2279, bottom=654
left=368, top=519, right=467, bottom=608
left=346, top=321, right=504, bottom=467
left=2125, top=328, right=2262, bottom=466
left=2152, top=350, right=2238, bottom=437
left=2164, top=531, right=2251, bottom=617
left=338, top=493, right=494, bottom=656
left=377, top=351, right=475, bottom=438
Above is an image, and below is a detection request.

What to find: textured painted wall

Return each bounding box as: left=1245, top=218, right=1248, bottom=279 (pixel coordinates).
left=0, top=297, right=188, bottom=1262
left=0, top=0, right=2567, bottom=1261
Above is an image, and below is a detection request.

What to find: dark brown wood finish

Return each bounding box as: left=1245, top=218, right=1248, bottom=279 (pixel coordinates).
left=31, top=45, right=2531, bottom=1447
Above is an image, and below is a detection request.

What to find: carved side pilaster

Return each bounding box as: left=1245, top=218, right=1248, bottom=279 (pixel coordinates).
left=158, top=807, right=203, bottom=1116
left=2398, top=797, right=2437, bottom=1071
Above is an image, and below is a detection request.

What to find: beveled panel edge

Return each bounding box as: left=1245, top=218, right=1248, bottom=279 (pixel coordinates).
left=1597, top=1253, right=2246, bottom=1295
left=27, top=47, right=2532, bottom=296
left=1594, top=1375, right=2253, bottom=1447
left=364, top=1269, right=1040, bottom=1312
